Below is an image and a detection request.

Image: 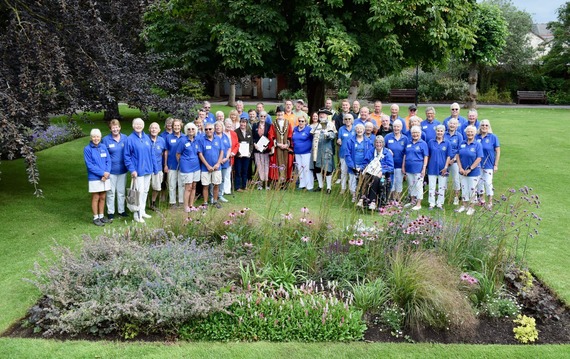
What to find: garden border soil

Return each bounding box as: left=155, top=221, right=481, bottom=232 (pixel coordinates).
left=3, top=276, right=569, bottom=344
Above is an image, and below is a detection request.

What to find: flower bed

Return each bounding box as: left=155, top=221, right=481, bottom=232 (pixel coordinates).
left=13, top=187, right=570, bottom=343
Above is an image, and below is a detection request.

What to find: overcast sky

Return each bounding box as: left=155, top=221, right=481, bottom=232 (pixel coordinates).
left=510, top=0, right=566, bottom=23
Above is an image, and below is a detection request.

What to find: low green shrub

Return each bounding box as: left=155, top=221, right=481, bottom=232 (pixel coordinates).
left=377, top=305, right=406, bottom=338
left=478, top=87, right=513, bottom=104
left=347, top=277, right=389, bottom=314
left=26, top=230, right=242, bottom=338
left=180, top=281, right=366, bottom=342
left=479, top=295, right=521, bottom=318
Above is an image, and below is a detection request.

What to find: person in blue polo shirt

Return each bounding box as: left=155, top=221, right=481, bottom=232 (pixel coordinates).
left=198, top=123, right=223, bottom=208
left=476, top=119, right=500, bottom=209
left=443, top=102, right=468, bottom=130
left=337, top=113, right=356, bottom=194
left=427, top=125, right=452, bottom=210
left=445, top=118, right=464, bottom=206
left=177, top=122, right=201, bottom=211
left=421, top=107, right=441, bottom=143
left=124, top=118, right=154, bottom=223
left=346, top=123, right=372, bottom=203
left=456, top=125, right=483, bottom=216
left=203, top=101, right=216, bottom=124
left=165, top=119, right=184, bottom=207
left=292, top=114, right=314, bottom=191
left=84, top=128, right=111, bottom=226
left=148, top=122, right=166, bottom=211
left=402, top=125, right=428, bottom=210
left=102, top=119, right=129, bottom=221
left=384, top=119, right=409, bottom=203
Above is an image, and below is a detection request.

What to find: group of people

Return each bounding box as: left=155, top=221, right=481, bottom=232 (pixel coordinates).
left=84, top=100, right=500, bottom=225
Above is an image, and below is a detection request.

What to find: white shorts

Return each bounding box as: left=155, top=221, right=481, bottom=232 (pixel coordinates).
left=89, top=179, right=111, bottom=193
left=180, top=171, right=201, bottom=184
left=201, top=170, right=222, bottom=186
left=151, top=171, right=164, bottom=191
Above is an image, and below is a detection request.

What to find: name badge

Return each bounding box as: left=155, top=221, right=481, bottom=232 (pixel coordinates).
left=171, top=139, right=177, bottom=143
left=206, top=145, right=212, bottom=150
left=185, top=142, right=190, bottom=147
left=108, top=144, right=115, bottom=148
left=100, top=153, right=107, bottom=158
left=343, top=133, right=348, bottom=137
left=388, top=139, right=394, bottom=143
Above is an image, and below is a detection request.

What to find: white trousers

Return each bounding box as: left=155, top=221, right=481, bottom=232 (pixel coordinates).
left=223, top=165, right=232, bottom=194
left=295, top=153, right=313, bottom=190
left=477, top=169, right=494, bottom=197
left=406, top=173, right=424, bottom=199
left=132, top=175, right=151, bottom=216
left=460, top=175, right=480, bottom=203
left=106, top=173, right=126, bottom=214
left=428, top=174, right=448, bottom=207
left=339, top=158, right=348, bottom=190
left=448, top=162, right=460, bottom=191
left=391, top=169, right=404, bottom=192
left=168, top=169, right=184, bottom=204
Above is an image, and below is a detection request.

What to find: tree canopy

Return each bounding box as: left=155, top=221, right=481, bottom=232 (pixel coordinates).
left=144, top=0, right=478, bottom=111
left=543, top=2, right=570, bottom=79
left=0, top=0, right=194, bottom=193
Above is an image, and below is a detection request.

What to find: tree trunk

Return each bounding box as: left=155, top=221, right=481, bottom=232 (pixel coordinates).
left=306, top=76, right=326, bottom=114
left=348, top=79, right=359, bottom=101
left=214, top=80, right=221, bottom=98
left=466, top=62, right=478, bottom=109
left=103, top=100, right=121, bottom=122
left=227, top=80, right=236, bottom=107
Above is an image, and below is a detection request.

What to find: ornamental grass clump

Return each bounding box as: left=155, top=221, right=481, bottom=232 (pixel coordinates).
left=386, top=248, right=478, bottom=335
left=26, top=231, right=243, bottom=338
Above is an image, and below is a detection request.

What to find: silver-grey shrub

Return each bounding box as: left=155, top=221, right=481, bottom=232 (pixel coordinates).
left=26, top=230, right=242, bottom=338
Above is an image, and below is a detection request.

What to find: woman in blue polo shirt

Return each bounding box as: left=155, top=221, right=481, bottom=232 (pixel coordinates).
left=292, top=115, right=314, bottom=191
left=456, top=125, right=483, bottom=215
left=384, top=119, right=409, bottom=202
left=177, top=122, right=201, bottom=211
left=345, top=123, right=371, bottom=203
left=165, top=119, right=183, bottom=207
left=427, top=125, right=452, bottom=210
left=445, top=118, right=464, bottom=206
left=84, top=129, right=111, bottom=226
left=402, top=125, right=428, bottom=210
left=102, top=119, right=128, bottom=221
left=337, top=114, right=356, bottom=194
left=476, top=119, right=500, bottom=209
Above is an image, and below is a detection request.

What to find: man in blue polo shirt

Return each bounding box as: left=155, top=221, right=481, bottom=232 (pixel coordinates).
left=198, top=123, right=223, bottom=208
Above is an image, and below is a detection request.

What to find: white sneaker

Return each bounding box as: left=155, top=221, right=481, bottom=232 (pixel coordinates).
left=456, top=206, right=466, bottom=213
left=133, top=214, right=145, bottom=223
left=412, top=204, right=422, bottom=211
left=466, top=207, right=475, bottom=216
left=141, top=213, right=152, bottom=219
left=403, top=203, right=413, bottom=208
left=219, top=196, right=229, bottom=203
left=453, top=197, right=460, bottom=205
left=356, top=199, right=364, bottom=207
left=335, top=179, right=341, bottom=184
left=368, top=202, right=377, bottom=210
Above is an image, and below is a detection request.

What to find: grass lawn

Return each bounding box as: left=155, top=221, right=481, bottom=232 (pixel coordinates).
left=1, top=105, right=569, bottom=356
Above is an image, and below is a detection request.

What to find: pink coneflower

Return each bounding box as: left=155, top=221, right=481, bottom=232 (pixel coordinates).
left=229, top=212, right=237, bottom=218
left=242, top=207, right=251, bottom=212
left=460, top=273, right=470, bottom=281
left=301, top=236, right=310, bottom=242
left=299, top=217, right=307, bottom=223
left=354, top=239, right=364, bottom=246
left=301, top=207, right=309, bottom=214
left=349, top=239, right=356, bottom=245
left=243, top=242, right=253, bottom=248
left=282, top=212, right=293, bottom=220
left=306, top=220, right=314, bottom=225
left=224, top=220, right=233, bottom=226
left=221, top=235, right=228, bottom=240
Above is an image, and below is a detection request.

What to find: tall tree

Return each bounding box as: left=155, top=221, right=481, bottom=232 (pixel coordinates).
left=464, top=2, right=508, bottom=108
left=0, top=0, right=193, bottom=194
left=542, top=2, right=570, bottom=80
left=144, top=0, right=477, bottom=111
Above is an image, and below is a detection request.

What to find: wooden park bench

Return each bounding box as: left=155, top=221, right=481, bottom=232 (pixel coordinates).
left=389, top=89, right=417, bottom=103
left=517, top=91, right=547, bottom=104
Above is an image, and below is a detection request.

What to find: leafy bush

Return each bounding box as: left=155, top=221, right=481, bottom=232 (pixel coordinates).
left=377, top=305, right=406, bottom=338
left=478, top=87, right=513, bottom=104
left=347, top=277, right=389, bottom=314
left=479, top=295, right=520, bottom=318
left=278, top=89, right=307, bottom=102
left=26, top=229, right=242, bottom=338
left=513, top=315, right=539, bottom=343
left=27, top=122, right=84, bottom=151
left=180, top=281, right=366, bottom=342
